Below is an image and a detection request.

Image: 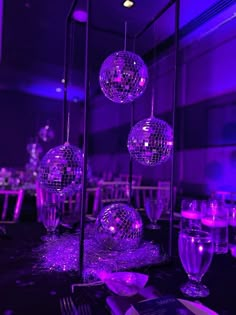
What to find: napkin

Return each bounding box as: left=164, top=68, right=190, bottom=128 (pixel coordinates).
left=99, top=272, right=149, bottom=297
left=106, top=285, right=160, bottom=315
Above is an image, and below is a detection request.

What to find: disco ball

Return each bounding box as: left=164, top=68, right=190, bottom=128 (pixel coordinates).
left=39, top=124, right=55, bottom=142
left=127, top=116, right=173, bottom=166
left=99, top=51, right=148, bottom=103
left=26, top=143, right=43, bottom=158
left=38, top=142, right=83, bottom=197
left=96, top=203, right=143, bottom=251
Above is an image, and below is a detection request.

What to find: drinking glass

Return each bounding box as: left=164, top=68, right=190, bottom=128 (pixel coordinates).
left=178, top=229, right=214, bottom=298
left=41, top=203, right=61, bottom=241
left=229, top=206, right=236, bottom=252
left=145, top=197, right=164, bottom=230
left=201, top=200, right=228, bottom=254
left=180, top=199, right=203, bottom=230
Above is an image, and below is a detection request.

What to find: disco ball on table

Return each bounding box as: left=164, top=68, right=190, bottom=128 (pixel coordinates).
left=38, top=142, right=83, bottom=197
left=39, top=123, right=55, bottom=142
left=99, top=51, right=148, bottom=103
left=95, top=203, right=143, bottom=251
left=127, top=116, right=173, bottom=166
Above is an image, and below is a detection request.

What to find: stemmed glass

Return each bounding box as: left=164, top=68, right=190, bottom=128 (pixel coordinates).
left=145, top=197, right=164, bottom=230
left=41, top=203, right=61, bottom=241
left=178, top=229, right=214, bottom=298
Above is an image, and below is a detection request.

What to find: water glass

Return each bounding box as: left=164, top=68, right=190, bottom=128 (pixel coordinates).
left=229, top=206, right=236, bottom=251
left=178, top=229, right=214, bottom=298
left=180, top=199, right=203, bottom=230
left=201, top=200, right=228, bottom=254
left=145, top=197, right=164, bottom=230
left=41, top=203, right=61, bottom=241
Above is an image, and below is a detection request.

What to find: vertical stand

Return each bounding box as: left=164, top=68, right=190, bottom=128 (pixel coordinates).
left=62, top=0, right=78, bottom=143
left=169, top=0, right=180, bottom=258
left=78, top=0, right=91, bottom=282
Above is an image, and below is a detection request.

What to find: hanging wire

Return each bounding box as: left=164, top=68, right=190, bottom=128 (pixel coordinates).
left=150, top=87, right=155, bottom=117
left=66, top=112, right=70, bottom=143
left=124, top=21, right=127, bottom=51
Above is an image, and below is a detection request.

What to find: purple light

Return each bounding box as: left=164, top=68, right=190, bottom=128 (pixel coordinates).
left=72, top=9, right=87, bottom=23
left=56, top=87, right=62, bottom=93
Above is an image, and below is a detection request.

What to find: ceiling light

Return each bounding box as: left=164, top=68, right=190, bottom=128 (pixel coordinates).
left=72, top=9, right=88, bottom=23
left=123, top=0, right=135, bottom=8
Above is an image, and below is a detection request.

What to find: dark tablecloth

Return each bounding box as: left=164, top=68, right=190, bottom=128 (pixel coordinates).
left=0, top=222, right=235, bottom=315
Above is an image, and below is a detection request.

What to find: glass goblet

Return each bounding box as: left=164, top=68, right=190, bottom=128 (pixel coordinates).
left=41, top=203, right=61, bottom=241
left=178, top=229, right=214, bottom=298
left=145, top=197, right=164, bottom=230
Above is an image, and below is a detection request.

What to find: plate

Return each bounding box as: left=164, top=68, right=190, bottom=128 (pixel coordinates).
left=178, top=299, right=218, bottom=315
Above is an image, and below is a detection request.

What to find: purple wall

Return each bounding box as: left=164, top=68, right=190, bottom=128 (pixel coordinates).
left=0, top=90, right=82, bottom=168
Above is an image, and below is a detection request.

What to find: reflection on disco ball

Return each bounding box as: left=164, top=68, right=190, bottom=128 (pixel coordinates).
left=99, top=51, right=148, bottom=104
left=96, top=203, right=143, bottom=251
left=127, top=116, right=173, bottom=166
left=27, top=143, right=43, bottom=158
left=39, top=124, right=55, bottom=142
left=38, top=142, right=83, bottom=197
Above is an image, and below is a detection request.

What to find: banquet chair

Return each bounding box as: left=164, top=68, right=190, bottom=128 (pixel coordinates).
left=0, top=189, right=24, bottom=222
left=98, top=181, right=130, bottom=210
left=35, top=182, right=98, bottom=222
left=211, top=190, right=236, bottom=204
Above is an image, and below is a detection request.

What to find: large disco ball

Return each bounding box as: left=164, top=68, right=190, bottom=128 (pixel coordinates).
left=127, top=116, right=173, bottom=166
left=39, top=124, right=55, bottom=142
left=96, top=203, right=143, bottom=251
left=38, top=142, right=83, bottom=197
left=99, top=51, right=148, bottom=104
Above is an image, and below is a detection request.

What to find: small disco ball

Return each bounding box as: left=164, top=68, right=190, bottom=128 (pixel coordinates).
left=99, top=51, right=148, bottom=104
left=127, top=116, right=173, bottom=166
left=95, top=203, right=143, bottom=251
left=38, top=142, right=83, bottom=197
left=39, top=124, right=55, bottom=142
left=26, top=142, right=43, bottom=158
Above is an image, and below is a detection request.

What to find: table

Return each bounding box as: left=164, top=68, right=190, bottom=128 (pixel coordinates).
left=0, top=222, right=235, bottom=315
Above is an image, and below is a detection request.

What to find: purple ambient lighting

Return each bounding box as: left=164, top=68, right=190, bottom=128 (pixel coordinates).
left=72, top=9, right=88, bottom=23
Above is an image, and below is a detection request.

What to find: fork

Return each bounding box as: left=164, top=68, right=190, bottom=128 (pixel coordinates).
left=60, top=296, right=78, bottom=315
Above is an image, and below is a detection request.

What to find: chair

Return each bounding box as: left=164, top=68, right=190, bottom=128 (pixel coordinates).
left=0, top=189, right=24, bottom=222
left=132, top=185, right=176, bottom=217
left=35, top=182, right=98, bottom=222
left=119, top=174, right=142, bottom=186
left=97, top=181, right=130, bottom=210
left=211, top=190, right=236, bottom=204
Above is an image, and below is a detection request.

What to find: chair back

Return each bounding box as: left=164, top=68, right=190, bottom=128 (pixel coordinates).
left=0, top=189, right=24, bottom=222
left=99, top=181, right=130, bottom=208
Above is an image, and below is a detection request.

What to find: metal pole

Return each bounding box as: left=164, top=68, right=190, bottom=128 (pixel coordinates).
left=78, top=0, right=91, bottom=282
left=169, top=0, right=180, bottom=258
left=62, top=0, right=78, bottom=143
left=128, top=38, right=136, bottom=205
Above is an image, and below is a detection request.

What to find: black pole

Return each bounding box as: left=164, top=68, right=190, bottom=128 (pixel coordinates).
left=128, top=101, right=134, bottom=204
left=169, top=0, right=180, bottom=258
left=78, top=0, right=91, bottom=282
left=128, top=38, right=136, bottom=205
left=62, top=0, right=78, bottom=143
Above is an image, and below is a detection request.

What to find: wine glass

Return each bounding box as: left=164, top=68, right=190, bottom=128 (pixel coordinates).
left=144, top=197, right=164, bottom=230
left=41, top=203, right=61, bottom=241
left=178, top=229, right=214, bottom=298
